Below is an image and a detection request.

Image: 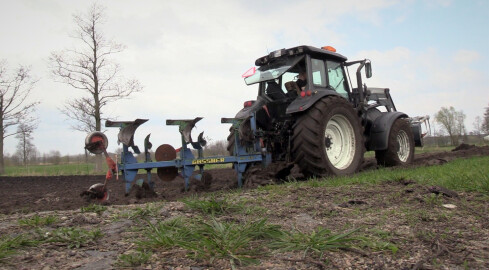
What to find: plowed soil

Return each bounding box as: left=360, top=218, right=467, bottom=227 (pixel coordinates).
left=1, top=145, right=488, bottom=269
left=1, top=145, right=488, bottom=214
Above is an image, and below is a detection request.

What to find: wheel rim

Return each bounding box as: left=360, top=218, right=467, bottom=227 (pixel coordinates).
left=397, top=130, right=410, bottom=162
left=324, top=114, right=356, bottom=170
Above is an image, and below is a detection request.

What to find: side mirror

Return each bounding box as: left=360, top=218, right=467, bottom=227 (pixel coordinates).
left=365, top=62, right=372, bottom=78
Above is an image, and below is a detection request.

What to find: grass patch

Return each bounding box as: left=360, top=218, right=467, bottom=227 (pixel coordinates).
left=115, top=203, right=164, bottom=221
left=140, top=218, right=281, bottom=267
left=127, top=204, right=162, bottom=219
left=116, top=250, right=152, bottom=267
left=183, top=195, right=244, bottom=215
left=334, top=146, right=455, bottom=159
left=0, top=234, right=37, bottom=262
left=357, top=229, right=399, bottom=254
left=4, top=163, right=97, bottom=176
left=81, top=204, right=107, bottom=215
left=295, top=156, right=489, bottom=193
left=39, top=227, right=103, bottom=248
left=18, top=215, right=58, bottom=227
left=139, top=218, right=190, bottom=248
left=271, top=227, right=359, bottom=258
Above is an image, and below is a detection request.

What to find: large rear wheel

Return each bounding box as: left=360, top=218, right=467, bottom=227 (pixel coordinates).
left=292, top=96, right=364, bottom=176
left=375, top=118, right=414, bottom=166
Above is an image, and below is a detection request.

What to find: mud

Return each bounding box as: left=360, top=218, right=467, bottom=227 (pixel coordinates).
left=1, top=145, right=488, bottom=214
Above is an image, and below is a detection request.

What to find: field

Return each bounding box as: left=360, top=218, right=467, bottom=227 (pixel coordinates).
left=0, top=145, right=488, bottom=269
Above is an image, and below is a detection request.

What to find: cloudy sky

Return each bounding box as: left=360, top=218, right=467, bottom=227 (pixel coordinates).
left=1, top=0, right=488, bottom=155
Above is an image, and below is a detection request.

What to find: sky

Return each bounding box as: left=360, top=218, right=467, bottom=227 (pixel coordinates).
left=0, top=0, right=488, bottom=156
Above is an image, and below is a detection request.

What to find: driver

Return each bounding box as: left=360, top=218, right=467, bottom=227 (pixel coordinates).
left=296, top=71, right=307, bottom=91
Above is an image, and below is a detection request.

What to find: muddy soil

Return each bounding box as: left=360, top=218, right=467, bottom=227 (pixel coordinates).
left=0, top=145, right=488, bottom=269
left=1, top=145, right=488, bottom=215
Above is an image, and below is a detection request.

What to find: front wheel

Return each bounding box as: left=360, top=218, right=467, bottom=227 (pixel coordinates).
left=292, top=96, right=364, bottom=176
left=375, top=118, right=415, bottom=166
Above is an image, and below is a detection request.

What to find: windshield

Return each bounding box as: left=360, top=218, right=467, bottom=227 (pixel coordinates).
left=244, top=55, right=303, bottom=85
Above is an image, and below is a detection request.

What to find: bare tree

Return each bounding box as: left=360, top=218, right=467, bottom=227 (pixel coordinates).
left=435, top=106, right=466, bottom=146
left=15, top=123, right=38, bottom=166
left=482, top=105, right=489, bottom=134
left=48, top=150, right=62, bottom=165
left=473, top=116, right=483, bottom=143
left=0, top=61, right=39, bottom=174
left=49, top=3, right=142, bottom=133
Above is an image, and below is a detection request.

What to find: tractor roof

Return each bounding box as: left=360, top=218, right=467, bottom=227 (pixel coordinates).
left=255, top=45, right=348, bottom=66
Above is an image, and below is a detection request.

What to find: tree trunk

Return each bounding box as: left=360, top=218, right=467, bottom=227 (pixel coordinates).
left=0, top=122, right=4, bottom=175
left=0, top=137, right=4, bottom=175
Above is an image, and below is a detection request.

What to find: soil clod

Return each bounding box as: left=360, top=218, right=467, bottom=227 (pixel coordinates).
left=428, top=185, right=459, bottom=198
left=452, top=143, right=476, bottom=151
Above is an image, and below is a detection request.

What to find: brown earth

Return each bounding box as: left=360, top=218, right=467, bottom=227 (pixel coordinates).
left=1, top=144, right=488, bottom=215
left=0, top=145, right=488, bottom=269
left=0, top=145, right=489, bottom=270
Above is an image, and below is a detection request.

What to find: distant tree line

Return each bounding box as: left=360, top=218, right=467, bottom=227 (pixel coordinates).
left=431, top=105, right=489, bottom=147
left=4, top=138, right=229, bottom=167
left=3, top=150, right=97, bottom=167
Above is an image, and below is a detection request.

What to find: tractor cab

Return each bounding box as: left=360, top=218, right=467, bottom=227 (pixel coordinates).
left=239, top=46, right=356, bottom=130
left=242, top=46, right=354, bottom=114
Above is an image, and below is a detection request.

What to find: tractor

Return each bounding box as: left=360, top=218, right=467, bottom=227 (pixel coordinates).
left=82, top=45, right=422, bottom=200
left=229, top=45, right=420, bottom=177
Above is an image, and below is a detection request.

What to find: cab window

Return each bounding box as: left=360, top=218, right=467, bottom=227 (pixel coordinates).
left=281, top=72, right=298, bottom=90
left=311, top=59, right=326, bottom=87
left=326, top=61, right=348, bottom=98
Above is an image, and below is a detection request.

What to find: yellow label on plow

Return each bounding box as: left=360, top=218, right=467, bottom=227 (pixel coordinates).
left=192, top=158, right=225, bottom=165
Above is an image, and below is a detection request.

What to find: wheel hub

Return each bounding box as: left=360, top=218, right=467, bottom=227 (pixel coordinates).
left=324, top=114, right=356, bottom=170
left=325, top=136, right=333, bottom=149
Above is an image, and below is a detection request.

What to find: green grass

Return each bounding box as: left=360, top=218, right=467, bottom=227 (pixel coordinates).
left=364, top=145, right=454, bottom=158
left=4, top=163, right=97, bottom=176
left=81, top=204, right=107, bottom=215
left=294, top=156, right=489, bottom=193
left=122, top=203, right=163, bottom=220
left=183, top=195, right=245, bottom=215
left=139, top=218, right=191, bottom=249
left=4, top=161, right=231, bottom=177
left=0, top=234, right=37, bottom=261
left=139, top=218, right=282, bottom=267
left=39, top=227, right=104, bottom=249
left=357, top=229, right=399, bottom=254
left=116, top=250, right=152, bottom=267
left=18, top=215, right=58, bottom=227
left=271, top=227, right=359, bottom=258
left=1, top=226, right=103, bottom=263
left=138, top=217, right=377, bottom=267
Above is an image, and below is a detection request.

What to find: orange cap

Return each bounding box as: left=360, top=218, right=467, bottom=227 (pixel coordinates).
left=321, top=46, right=336, bottom=52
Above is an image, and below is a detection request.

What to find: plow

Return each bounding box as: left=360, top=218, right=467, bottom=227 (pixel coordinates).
left=82, top=115, right=271, bottom=200
left=81, top=44, right=430, bottom=201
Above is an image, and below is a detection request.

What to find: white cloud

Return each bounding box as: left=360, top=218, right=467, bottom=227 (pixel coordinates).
left=351, top=47, right=487, bottom=131
left=453, top=50, right=480, bottom=64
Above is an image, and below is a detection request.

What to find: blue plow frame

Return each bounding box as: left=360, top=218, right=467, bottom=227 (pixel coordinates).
left=106, top=114, right=269, bottom=194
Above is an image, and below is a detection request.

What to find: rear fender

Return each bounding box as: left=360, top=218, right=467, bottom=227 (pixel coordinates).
left=235, top=98, right=266, bottom=119
left=368, top=112, right=408, bottom=151
left=286, top=89, right=340, bottom=114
